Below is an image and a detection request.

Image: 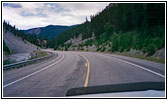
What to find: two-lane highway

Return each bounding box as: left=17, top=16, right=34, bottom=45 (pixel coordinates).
left=3, top=50, right=165, bottom=97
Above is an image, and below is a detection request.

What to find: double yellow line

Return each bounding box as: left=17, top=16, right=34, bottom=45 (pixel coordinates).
left=79, top=54, right=90, bottom=87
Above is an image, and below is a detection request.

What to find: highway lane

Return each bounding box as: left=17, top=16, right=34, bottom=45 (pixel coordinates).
left=3, top=51, right=87, bottom=97
left=80, top=52, right=164, bottom=86
left=3, top=50, right=165, bottom=97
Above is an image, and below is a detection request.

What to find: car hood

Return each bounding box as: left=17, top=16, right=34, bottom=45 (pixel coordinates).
left=66, top=82, right=165, bottom=97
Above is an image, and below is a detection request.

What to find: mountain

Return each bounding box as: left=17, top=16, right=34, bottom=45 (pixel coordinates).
left=25, top=25, right=76, bottom=39
left=47, top=3, right=165, bottom=57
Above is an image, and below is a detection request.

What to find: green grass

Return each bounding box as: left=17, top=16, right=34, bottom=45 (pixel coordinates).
left=113, top=52, right=165, bottom=64
left=33, top=50, right=49, bottom=59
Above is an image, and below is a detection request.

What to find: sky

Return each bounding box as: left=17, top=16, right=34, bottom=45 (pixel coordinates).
left=3, top=3, right=109, bottom=30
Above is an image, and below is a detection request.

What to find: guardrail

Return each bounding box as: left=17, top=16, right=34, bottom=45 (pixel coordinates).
left=3, top=52, right=55, bottom=70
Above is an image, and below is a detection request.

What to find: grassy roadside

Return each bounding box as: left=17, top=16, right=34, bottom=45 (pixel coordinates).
left=32, top=50, right=49, bottom=59
left=3, top=50, right=49, bottom=65
left=62, top=49, right=165, bottom=64
left=3, top=50, right=50, bottom=70
left=111, top=52, right=165, bottom=64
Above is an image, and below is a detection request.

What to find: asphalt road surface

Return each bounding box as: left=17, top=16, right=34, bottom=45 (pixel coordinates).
left=3, top=50, right=165, bottom=97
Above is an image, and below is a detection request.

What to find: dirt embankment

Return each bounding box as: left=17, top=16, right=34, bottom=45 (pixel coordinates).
left=3, top=31, right=38, bottom=63
left=4, top=31, right=38, bottom=53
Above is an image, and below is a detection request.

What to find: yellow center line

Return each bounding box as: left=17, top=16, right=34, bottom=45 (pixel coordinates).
left=85, top=63, right=88, bottom=67
left=79, top=54, right=90, bottom=87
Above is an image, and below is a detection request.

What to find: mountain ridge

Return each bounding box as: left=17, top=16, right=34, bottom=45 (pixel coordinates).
left=25, top=24, right=77, bottom=39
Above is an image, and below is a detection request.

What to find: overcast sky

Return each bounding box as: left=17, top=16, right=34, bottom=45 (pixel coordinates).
left=3, top=3, right=109, bottom=30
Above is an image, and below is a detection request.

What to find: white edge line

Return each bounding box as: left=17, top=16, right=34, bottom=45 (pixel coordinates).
left=3, top=53, right=65, bottom=88
left=101, top=54, right=165, bottom=78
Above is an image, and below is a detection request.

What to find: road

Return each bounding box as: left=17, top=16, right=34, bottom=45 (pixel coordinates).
left=3, top=50, right=165, bottom=97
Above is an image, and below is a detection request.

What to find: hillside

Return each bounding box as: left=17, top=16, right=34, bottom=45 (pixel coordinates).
left=47, top=3, right=165, bottom=60
left=4, top=30, right=38, bottom=53
left=25, top=25, right=76, bottom=39
left=3, top=21, right=40, bottom=63
left=3, top=30, right=39, bottom=63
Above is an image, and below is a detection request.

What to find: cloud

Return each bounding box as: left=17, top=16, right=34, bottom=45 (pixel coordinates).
left=20, top=11, right=47, bottom=17
left=3, top=3, right=22, bottom=8
left=2, top=3, right=109, bottom=29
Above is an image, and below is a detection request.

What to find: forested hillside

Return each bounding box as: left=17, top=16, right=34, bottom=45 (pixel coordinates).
left=48, top=3, right=165, bottom=57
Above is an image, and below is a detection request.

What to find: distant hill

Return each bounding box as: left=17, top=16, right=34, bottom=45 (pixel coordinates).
left=25, top=25, right=76, bottom=39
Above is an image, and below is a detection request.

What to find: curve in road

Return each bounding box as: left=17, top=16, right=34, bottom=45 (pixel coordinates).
left=3, top=50, right=165, bottom=97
